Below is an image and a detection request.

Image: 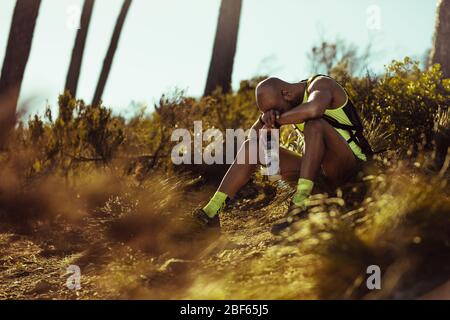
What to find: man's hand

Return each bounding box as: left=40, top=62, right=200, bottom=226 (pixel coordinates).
left=260, top=110, right=281, bottom=128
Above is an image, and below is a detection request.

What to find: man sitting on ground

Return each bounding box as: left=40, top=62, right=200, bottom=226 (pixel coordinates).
left=193, top=75, right=373, bottom=234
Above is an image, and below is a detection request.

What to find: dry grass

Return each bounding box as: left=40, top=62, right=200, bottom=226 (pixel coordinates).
left=0, top=151, right=448, bottom=299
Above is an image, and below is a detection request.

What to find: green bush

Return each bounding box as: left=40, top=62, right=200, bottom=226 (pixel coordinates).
left=22, top=92, right=125, bottom=177
left=333, top=58, right=450, bottom=152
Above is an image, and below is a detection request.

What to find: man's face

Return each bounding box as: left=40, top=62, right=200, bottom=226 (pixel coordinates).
left=259, top=92, right=292, bottom=114
left=277, top=96, right=293, bottom=113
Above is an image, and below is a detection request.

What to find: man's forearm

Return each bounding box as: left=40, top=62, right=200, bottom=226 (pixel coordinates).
left=277, top=89, right=331, bottom=126
left=277, top=101, right=323, bottom=126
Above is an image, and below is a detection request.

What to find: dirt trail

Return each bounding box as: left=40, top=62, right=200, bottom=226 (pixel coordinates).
left=0, top=181, right=292, bottom=300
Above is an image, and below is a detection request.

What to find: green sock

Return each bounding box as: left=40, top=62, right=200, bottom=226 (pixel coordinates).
left=203, top=191, right=229, bottom=218
left=292, top=178, right=314, bottom=207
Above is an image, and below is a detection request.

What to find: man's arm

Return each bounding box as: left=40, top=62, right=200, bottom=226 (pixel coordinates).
left=277, top=79, right=332, bottom=126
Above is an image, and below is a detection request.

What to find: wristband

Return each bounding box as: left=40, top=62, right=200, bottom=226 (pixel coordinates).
left=274, top=112, right=281, bottom=128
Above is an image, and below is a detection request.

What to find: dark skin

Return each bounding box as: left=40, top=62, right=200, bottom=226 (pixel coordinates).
left=217, top=76, right=359, bottom=199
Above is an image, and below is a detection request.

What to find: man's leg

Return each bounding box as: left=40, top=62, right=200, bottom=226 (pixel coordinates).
left=200, top=119, right=359, bottom=226
left=217, top=140, right=258, bottom=198
left=271, top=119, right=360, bottom=235
left=202, top=139, right=258, bottom=219
left=202, top=140, right=304, bottom=219
left=292, top=118, right=359, bottom=207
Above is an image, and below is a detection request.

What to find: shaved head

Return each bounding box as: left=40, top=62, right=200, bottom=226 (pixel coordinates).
left=256, top=77, right=286, bottom=112
left=256, top=77, right=304, bottom=115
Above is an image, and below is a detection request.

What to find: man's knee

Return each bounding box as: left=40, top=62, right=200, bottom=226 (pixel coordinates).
left=304, top=119, right=326, bottom=133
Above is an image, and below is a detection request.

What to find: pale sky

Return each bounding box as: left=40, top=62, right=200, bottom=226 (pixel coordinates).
left=0, top=0, right=438, bottom=115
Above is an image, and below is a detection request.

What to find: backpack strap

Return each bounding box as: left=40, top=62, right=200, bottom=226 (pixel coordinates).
left=323, top=111, right=374, bottom=158
left=322, top=115, right=360, bottom=144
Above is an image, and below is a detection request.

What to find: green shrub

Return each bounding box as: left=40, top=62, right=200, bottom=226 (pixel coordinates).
left=333, top=58, right=450, bottom=152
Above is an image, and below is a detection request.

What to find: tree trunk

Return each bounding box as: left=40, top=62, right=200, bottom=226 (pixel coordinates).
left=0, top=0, right=41, bottom=142
left=92, top=0, right=132, bottom=106
left=204, top=0, right=242, bottom=96
left=429, top=0, right=450, bottom=78
left=65, top=0, right=95, bottom=98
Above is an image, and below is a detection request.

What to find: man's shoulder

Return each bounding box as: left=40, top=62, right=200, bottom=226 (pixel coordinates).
left=307, top=75, right=334, bottom=92
left=307, top=75, right=347, bottom=104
